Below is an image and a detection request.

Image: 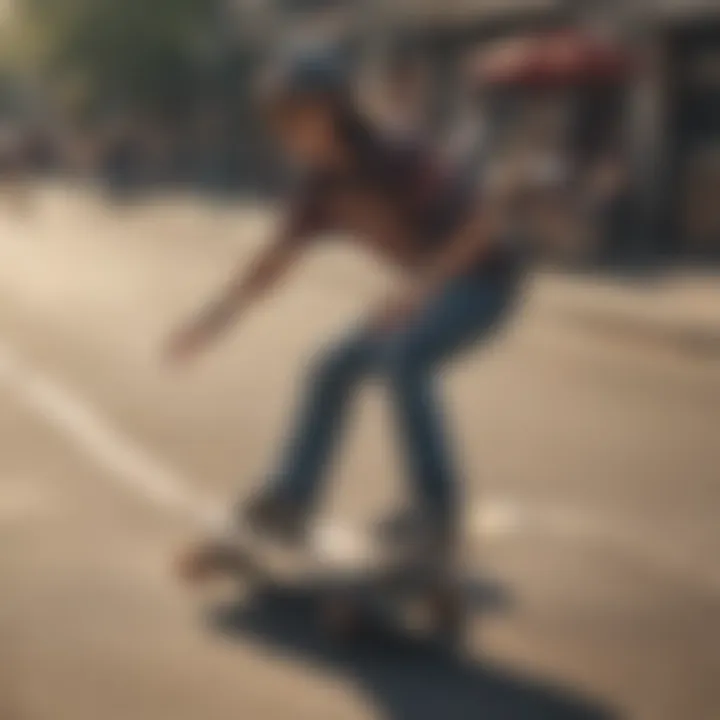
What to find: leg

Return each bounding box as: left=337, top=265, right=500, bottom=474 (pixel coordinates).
left=381, top=275, right=516, bottom=536
left=386, top=352, right=457, bottom=532
left=269, top=327, right=375, bottom=508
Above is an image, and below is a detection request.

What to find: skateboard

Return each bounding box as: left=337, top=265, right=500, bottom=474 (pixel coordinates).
left=177, top=516, right=468, bottom=647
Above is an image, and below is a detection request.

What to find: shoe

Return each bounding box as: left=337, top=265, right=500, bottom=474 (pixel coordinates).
left=239, top=490, right=308, bottom=545
left=376, top=507, right=427, bottom=546
left=376, top=507, right=456, bottom=560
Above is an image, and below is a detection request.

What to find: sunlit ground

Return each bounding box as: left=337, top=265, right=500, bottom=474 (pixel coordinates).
left=1, top=183, right=719, bottom=720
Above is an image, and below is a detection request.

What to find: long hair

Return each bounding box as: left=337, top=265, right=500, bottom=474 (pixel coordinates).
left=328, top=89, right=410, bottom=195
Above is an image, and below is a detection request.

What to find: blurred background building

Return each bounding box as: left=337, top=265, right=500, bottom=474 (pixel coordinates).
left=0, top=0, right=719, bottom=265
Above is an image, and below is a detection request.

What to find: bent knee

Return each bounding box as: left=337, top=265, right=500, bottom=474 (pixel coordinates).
left=380, top=341, right=428, bottom=386
left=307, top=340, right=368, bottom=391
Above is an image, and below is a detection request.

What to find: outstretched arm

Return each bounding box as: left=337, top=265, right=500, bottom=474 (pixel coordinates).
left=165, top=232, right=304, bottom=362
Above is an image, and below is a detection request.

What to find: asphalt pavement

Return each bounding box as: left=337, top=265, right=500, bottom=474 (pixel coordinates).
left=1, top=186, right=719, bottom=720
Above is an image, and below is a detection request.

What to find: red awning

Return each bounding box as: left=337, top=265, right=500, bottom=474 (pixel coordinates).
left=471, top=29, right=632, bottom=88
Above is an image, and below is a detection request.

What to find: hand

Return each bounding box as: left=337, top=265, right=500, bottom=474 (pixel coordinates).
left=165, top=322, right=210, bottom=365
left=164, top=304, right=230, bottom=365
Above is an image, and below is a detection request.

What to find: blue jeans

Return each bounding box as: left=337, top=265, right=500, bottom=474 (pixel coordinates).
left=270, top=267, right=520, bottom=527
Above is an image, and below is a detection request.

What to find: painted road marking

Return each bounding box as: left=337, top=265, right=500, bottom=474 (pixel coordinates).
left=0, top=341, right=219, bottom=526
left=0, top=339, right=718, bottom=594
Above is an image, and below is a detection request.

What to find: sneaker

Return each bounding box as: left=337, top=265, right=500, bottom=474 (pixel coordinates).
left=376, top=507, right=427, bottom=546
left=376, top=507, right=456, bottom=560
left=239, top=490, right=309, bottom=546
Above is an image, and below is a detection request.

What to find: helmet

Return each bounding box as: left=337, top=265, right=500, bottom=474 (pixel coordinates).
left=258, top=46, right=351, bottom=107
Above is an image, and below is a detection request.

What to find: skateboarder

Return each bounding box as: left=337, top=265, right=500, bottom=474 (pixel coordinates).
left=166, top=51, right=525, bottom=557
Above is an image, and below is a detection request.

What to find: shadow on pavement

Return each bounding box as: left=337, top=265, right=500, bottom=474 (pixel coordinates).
left=211, top=587, right=617, bottom=720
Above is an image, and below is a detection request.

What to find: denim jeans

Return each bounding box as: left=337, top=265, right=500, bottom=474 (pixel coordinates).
left=270, top=264, right=521, bottom=527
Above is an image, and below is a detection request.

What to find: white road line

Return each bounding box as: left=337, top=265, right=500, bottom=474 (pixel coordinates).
left=0, top=339, right=718, bottom=595
left=0, top=341, right=219, bottom=527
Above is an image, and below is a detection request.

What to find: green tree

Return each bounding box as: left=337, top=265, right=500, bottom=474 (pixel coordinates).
left=20, top=0, right=226, bottom=116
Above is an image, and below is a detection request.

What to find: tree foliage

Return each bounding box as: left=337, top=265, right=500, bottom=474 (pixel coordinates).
left=19, top=0, right=227, bottom=115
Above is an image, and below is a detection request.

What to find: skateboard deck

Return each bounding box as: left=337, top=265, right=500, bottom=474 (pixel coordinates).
left=178, top=515, right=468, bottom=646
